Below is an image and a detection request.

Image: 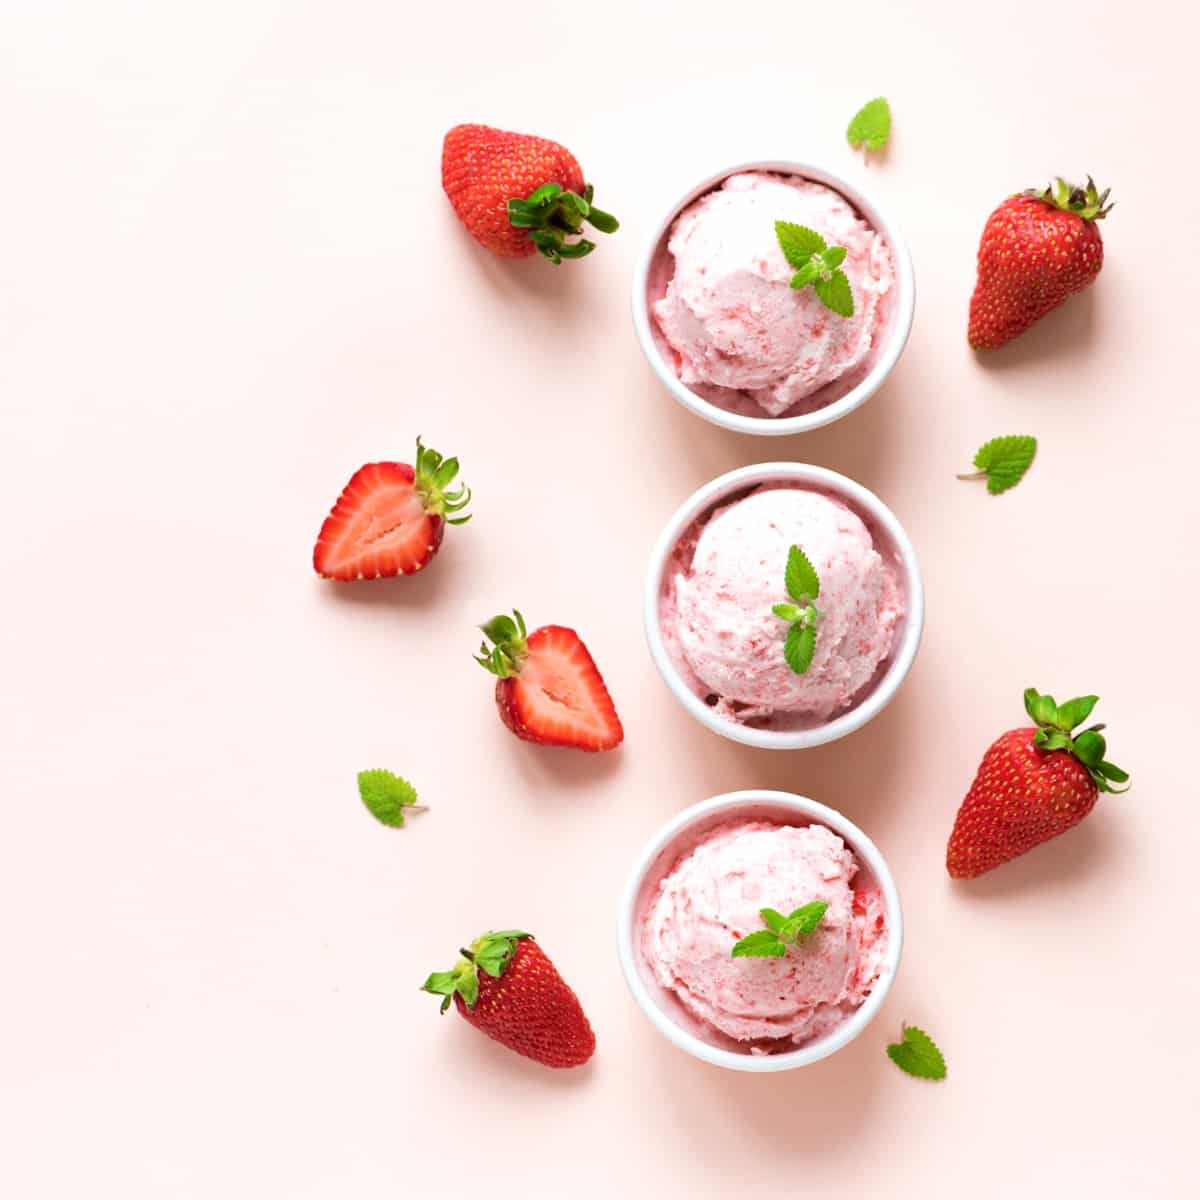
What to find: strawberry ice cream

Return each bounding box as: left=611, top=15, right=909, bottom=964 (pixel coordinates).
left=651, top=171, right=895, bottom=417
left=660, top=485, right=903, bottom=728
left=640, top=820, right=888, bottom=1048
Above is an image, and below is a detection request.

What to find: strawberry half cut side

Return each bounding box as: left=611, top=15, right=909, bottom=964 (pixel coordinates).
left=313, top=438, right=471, bottom=581
left=476, top=610, right=624, bottom=751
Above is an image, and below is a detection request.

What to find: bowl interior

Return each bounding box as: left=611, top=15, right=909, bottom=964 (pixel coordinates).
left=619, top=791, right=902, bottom=1071
left=635, top=161, right=914, bottom=434
left=645, top=463, right=924, bottom=749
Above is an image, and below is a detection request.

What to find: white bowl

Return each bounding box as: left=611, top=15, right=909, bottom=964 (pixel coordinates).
left=631, top=159, right=916, bottom=436
left=644, top=462, right=924, bottom=750
left=617, top=790, right=903, bottom=1072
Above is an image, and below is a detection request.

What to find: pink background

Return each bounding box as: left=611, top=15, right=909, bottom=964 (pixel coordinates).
left=2, top=2, right=1196, bottom=1196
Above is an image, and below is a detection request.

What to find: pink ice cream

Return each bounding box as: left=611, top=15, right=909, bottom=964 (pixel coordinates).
left=661, top=485, right=903, bottom=727
left=652, top=171, right=895, bottom=417
left=641, top=820, right=888, bottom=1047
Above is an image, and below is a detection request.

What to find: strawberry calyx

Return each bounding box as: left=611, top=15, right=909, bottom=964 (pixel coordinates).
left=1023, top=176, right=1113, bottom=221
left=507, top=183, right=619, bottom=264
left=414, top=437, right=472, bottom=524
left=421, top=930, right=530, bottom=1013
left=1023, top=687, right=1129, bottom=793
left=474, top=609, right=528, bottom=677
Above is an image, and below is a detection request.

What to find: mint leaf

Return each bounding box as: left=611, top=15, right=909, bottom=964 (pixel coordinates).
left=773, top=602, right=803, bottom=622
left=785, top=544, right=819, bottom=602
left=887, top=1025, right=946, bottom=1080
left=759, top=907, right=787, bottom=933
left=814, top=270, right=854, bottom=317
left=784, top=622, right=816, bottom=675
left=786, top=900, right=828, bottom=937
left=775, top=221, right=826, bottom=268
left=847, top=97, right=892, bottom=152
left=357, top=769, right=423, bottom=828
left=822, top=245, right=847, bottom=271
left=959, top=435, right=1037, bottom=495
left=731, top=929, right=787, bottom=958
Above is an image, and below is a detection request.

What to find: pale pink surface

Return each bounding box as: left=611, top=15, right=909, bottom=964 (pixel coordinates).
left=641, top=821, right=887, bottom=1046
left=1, top=4, right=1196, bottom=1199
left=664, top=486, right=903, bottom=725
left=653, top=171, right=894, bottom=416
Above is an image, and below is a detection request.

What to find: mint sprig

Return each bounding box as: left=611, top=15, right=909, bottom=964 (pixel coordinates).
left=847, top=97, right=892, bottom=153
left=731, top=900, right=829, bottom=958
left=957, top=435, right=1037, bottom=495
left=772, top=544, right=820, bottom=675
left=775, top=222, right=855, bottom=317
left=357, top=769, right=427, bottom=828
left=887, top=1024, right=946, bottom=1080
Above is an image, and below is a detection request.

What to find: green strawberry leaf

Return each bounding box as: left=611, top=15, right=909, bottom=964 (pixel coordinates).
left=847, top=97, right=892, bottom=152
left=1096, top=761, right=1129, bottom=783
left=785, top=544, right=820, bottom=601
left=784, top=622, right=817, bottom=675
left=814, top=269, right=854, bottom=317
left=960, top=435, right=1037, bottom=495
left=731, top=929, right=787, bottom=958
left=1055, top=695, right=1099, bottom=731
left=775, top=221, right=826, bottom=268
left=887, top=1024, right=946, bottom=1080
left=357, top=769, right=422, bottom=828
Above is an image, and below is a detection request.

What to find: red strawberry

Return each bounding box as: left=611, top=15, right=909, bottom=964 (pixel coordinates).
left=312, top=438, right=471, bottom=581
left=441, top=124, right=618, bottom=264
left=475, top=610, right=623, bottom=752
left=422, top=930, right=595, bottom=1068
left=947, top=688, right=1129, bottom=878
left=968, top=177, right=1112, bottom=350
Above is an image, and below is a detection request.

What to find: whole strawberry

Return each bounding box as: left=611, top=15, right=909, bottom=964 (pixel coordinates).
left=312, top=437, right=470, bottom=581
left=422, top=930, right=595, bottom=1068
left=441, top=124, right=618, bottom=264
left=947, top=688, right=1129, bottom=878
left=968, top=178, right=1112, bottom=350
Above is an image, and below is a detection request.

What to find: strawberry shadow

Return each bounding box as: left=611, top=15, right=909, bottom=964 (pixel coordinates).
left=429, top=1018, right=599, bottom=1089
left=969, top=287, right=1098, bottom=372
left=312, top=545, right=462, bottom=611
left=503, top=736, right=626, bottom=793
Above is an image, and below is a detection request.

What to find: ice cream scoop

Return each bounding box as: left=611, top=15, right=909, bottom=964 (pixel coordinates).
left=641, top=819, right=889, bottom=1047
left=665, top=485, right=903, bottom=725
left=652, top=171, right=895, bottom=417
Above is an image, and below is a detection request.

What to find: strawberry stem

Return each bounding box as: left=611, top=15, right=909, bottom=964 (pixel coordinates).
left=414, top=437, right=472, bottom=524
left=475, top=609, right=529, bottom=677
left=507, top=182, right=619, bottom=265
left=1023, top=687, right=1129, bottom=794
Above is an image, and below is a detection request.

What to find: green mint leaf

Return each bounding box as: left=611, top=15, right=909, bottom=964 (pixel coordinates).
left=847, top=97, right=892, bottom=152
left=822, top=245, right=847, bottom=271
left=790, top=262, right=820, bottom=289
left=773, top=602, right=803, bottom=622
left=357, top=769, right=420, bottom=828
left=775, top=220, right=826, bottom=268
left=731, top=929, right=787, bottom=958
left=814, top=269, right=855, bottom=317
left=785, top=544, right=820, bottom=602
left=965, top=435, right=1038, bottom=495
left=784, top=622, right=817, bottom=675
left=887, top=1024, right=946, bottom=1080
left=1056, top=695, right=1099, bottom=731
left=786, top=900, right=829, bottom=937
left=759, top=908, right=787, bottom=934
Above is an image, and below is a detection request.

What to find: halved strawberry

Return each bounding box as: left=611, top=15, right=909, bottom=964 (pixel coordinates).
left=312, top=438, right=471, bottom=581
left=475, top=610, right=623, bottom=752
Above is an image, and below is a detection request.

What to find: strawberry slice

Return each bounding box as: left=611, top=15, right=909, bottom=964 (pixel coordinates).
left=313, top=438, right=471, bottom=581
left=476, top=611, right=623, bottom=752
